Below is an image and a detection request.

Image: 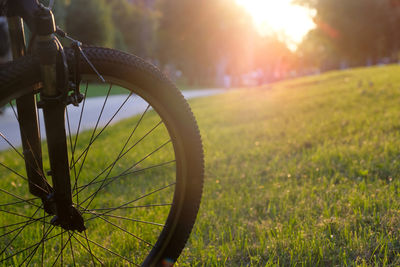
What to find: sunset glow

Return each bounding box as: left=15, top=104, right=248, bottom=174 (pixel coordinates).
left=235, top=0, right=316, bottom=49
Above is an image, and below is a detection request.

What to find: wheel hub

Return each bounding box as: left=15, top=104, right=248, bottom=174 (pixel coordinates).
left=42, top=193, right=86, bottom=232
left=50, top=205, right=86, bottom=232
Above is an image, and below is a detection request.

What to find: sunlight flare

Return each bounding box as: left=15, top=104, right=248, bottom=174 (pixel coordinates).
left=235, top=0, right=316, bottom=49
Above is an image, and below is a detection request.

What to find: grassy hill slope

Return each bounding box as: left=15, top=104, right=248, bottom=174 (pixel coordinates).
left=180, top=65, right=400, bottom=266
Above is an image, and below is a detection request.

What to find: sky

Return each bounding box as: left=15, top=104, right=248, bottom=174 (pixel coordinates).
left=235, top=0, right=316, bottom=50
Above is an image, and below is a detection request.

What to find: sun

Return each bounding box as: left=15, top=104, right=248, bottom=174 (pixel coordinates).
left=235, top=0, right=316, bottom=49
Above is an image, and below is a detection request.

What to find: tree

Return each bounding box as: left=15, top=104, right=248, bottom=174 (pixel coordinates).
left=53, top=0, right=68, bottom=28
left=296, top=29, right=340, bottom=71
left=108, top=0, right=158, bottom=58
left=296, top=0, right=400, bottom=66
left=156, top=0, right=257, bottom=85
left=65, top=0, right=115, bottom=47
left=253, top=35, right=295, bottom=81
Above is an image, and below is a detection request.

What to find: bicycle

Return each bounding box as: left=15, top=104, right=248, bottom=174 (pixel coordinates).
left=0, top=0, right=204, bottom=265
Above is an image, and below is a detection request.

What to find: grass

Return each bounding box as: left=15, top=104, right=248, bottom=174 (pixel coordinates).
left=82, top=83, right=127, bottom=97
left=1, top=64, right=400, bottom=265
left=177, top=65, right=400, bottom=266
left=0, top=86, right=176, bottom=265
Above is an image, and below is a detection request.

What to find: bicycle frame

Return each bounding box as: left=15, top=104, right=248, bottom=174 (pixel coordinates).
left=6, top=0, right=85, bottom=232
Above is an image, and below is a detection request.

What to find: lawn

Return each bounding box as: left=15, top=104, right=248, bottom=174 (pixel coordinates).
left=178, top=65, right=400, bottom=266
left=1, top=64, right=400, bottom=265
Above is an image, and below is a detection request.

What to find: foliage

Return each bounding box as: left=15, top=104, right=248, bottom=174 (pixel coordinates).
left=50, top=0, right=299, bottom=85
left=296, top=0, right=400, bottom=68
left=108, top=0, right=158, bottom=58
left=40, top=0, right=400, bottom=80
left=53, top=0, right=68, bottom=28
left=65, top=0, right=115, bottom=47
left=157, top=0, right=261, bottom=85
left=296, top=29, right=340, bottom=71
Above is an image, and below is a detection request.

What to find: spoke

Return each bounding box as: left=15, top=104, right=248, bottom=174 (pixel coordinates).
left=1, top=226, right=64, bottom=264
left=0, top=161, right=27, bottom=180
left=0, top=107, right=39, bottom=174
left=61, top=231, right=64, bottom=266
left=0, top=206, right=42, bottom=257
left=0, top=200, right=26, bottom=207
left=51, top=230, right=73, bottom=267
left=72, top=91, right=137, bottom=214
left=71, top=85, right=113, bottom=203
left=0, top=162, right=50, bottom=196
left=67, top=82, right=88, bottom=209
left=84, top=231, right=96, bottom=266
left=0, top=132, right=25, bottom=161
left=69, top=232, right=76, bottom=267
left=82, top=211, right=164, bottom=227
left=73, top=120, right=164, bottom=200
left=0, top=199, right=37, bottom=208
left=77, top=160, right=176, bottom=190
left=80, top=104, right=151, bottom=210
left=68, top=83, right=94, bottom=208
left=71, top=234, right=104, bottom=265
left=70, top=90, right=133, bottom=173
left=19, top=224, right=55, bottom=266
left=81, top=139, right=172, bottom=208
left=66, top=106, right=80, bottom=207
left=89, top=203, right=172, bottom=212
left=8, top=104, right=49, bottom=193
left=0, top=215, right=50, bottom=239
left=41, top=210, right=45, bottom=267
left=71, top=82, right=89, bottom=158
left=84, top=182, right=175, bottom=223
left=0, top=214, right=51, bottom=241
left=74, top=232, right=138, bottom=266
left=115, top=103, right=151, bottom=159
left=0, top=213, right=50, bottom=231
left=0, top=188, right=40, bottom=208
left=90, top=211, right=153, bottom=248
left=0, top=219, right=36, bottom=231
left=0, top=208, right=41, bottom=221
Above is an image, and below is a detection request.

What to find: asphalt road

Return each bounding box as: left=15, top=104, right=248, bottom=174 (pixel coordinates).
left=0, top=89, right=224, bottom=151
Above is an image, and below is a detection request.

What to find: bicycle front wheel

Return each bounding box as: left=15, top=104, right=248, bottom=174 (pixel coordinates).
left=0, top=47, right=204, bottom=266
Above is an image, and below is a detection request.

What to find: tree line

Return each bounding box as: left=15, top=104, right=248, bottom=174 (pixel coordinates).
left=296, top=0, right=400, bottom=70
left=49, top=0, right=400, bottom=86
left=50, top=0, right=292, bottom=86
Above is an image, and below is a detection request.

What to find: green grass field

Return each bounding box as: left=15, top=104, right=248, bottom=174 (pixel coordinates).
left=0, top=99, right=176, bottom=265
left=1, top=64, right=400, bottom=265
left=177, top=65, right=400, bottom=266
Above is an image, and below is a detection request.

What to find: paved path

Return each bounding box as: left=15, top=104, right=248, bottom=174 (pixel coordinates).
left=0, top=89, right=224, bottom=151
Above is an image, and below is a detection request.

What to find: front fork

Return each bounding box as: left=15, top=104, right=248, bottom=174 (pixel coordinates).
left=7, top=17, right=51, bottom=202
left=9, top=5, right=85, bottom=232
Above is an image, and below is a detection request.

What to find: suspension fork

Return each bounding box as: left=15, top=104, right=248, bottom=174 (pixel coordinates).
left=9, top=0, right=85, bottom=231
left=7, top=17, right=51, bottom=201
left=33, top=6, right=85, bottom=232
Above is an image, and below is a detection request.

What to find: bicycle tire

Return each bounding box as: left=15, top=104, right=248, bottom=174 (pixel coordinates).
left=0, top=47, right=203, bottom=266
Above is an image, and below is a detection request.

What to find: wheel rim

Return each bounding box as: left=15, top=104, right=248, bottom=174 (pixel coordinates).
left=0, top=77, right=184, bottom=265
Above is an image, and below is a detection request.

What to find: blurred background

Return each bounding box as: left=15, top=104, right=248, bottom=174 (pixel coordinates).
left=19, top=0, right=400, bottom=88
